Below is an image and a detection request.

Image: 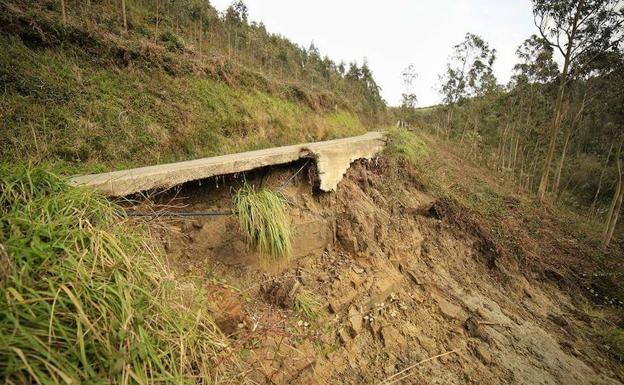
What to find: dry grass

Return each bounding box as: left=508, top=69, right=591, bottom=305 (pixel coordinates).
left=294, top=290, right=322, bottom=320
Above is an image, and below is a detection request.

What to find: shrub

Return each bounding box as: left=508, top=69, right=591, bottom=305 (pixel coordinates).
left=603, top=328, right=624, bottom=361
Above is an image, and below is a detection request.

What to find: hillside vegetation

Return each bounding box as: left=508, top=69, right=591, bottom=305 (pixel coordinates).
left=3, top=1, right=624, bottom=384
left=0, top=165, right=231, bottom=383
left=0, top=0, right=387, bottom=173
left=395, top=4, right=624, bottom=247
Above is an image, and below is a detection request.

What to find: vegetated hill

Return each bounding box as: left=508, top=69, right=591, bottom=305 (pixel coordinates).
left=392, top=28, right=624, bottom=248
left=0, top=0, right=387, bottom=173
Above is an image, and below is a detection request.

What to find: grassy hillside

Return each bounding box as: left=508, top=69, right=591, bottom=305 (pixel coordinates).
left=0, top=165, right=231, bottom=383
left=0, top=1, right=385, bottom=174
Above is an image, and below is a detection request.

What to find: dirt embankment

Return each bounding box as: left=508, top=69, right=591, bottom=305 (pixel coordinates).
left=131, top=158, right=623, bottom=385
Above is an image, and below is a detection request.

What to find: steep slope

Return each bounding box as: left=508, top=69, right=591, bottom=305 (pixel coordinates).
left=0, top=1, right=385, bottom=173
left=123, top=130, right=624, bottom=384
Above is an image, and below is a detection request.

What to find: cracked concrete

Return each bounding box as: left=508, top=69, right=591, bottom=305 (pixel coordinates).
left=70, top=132, right=386, bottom=196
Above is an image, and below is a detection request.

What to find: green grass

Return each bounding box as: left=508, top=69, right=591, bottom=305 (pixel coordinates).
left=293, top=290, right=322, bottom=320
left=383, top=127, right=430, bottom=168
left=234, top=185, right=293, bottom=262
left=0, top=165, right=229, bottom=384
left=0, top=25, right=367, bottom=175
left=603, top=328, right=624, bottom=361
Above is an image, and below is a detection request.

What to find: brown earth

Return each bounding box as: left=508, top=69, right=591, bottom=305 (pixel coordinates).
left=127, top=151, right=624, bottom=384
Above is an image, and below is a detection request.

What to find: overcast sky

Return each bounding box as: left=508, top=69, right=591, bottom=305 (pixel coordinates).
left=210, top=0, right=537, bottom=107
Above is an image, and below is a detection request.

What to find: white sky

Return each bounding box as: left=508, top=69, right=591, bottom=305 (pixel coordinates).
left=210, top=0, right=537, bottom=107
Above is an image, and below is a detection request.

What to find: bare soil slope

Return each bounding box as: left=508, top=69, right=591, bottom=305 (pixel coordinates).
left=129, top=141, right=623, bottom=384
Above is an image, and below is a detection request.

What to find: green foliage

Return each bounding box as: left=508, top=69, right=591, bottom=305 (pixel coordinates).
left=384, top=128, right=430, bottom=168
left=294, top=290, right=322, bottom=320
left=419, top=27, right=624, bottom=216
left=234, top=185, right=293, bottom=262
left=159, top=31, right=184, bottom=52
left=512, top=34, right=558, bottom=84
left=0, top=165, right=226, bottom=383
left=439, top=32, right=498, bottom=104
left=603, top=328, right=624, bottom=361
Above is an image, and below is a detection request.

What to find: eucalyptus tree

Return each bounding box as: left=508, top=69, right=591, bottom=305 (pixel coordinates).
left=532, top=0, right=624, bottom=201
left=440, top=32, right=497, bottom=104
left=439, top=33, right=497, bottom=137
left=502, top=35, right=559, bottom=183
left=400, top=64, right=418, bottom=125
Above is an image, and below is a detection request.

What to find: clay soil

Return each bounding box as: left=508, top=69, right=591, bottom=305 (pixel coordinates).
left=128, top=153, right=624, bottom=385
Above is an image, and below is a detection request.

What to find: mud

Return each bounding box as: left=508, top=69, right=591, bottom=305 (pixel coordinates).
left=132, top=159, right=623, bottom=385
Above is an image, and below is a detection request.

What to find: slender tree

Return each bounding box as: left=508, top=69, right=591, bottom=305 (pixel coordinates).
left=400, top=64, right=418, bottom=125
left=439, top=33, right=497, bottom=137
left=532, top=0, right=623, bottom=201
left=121, top=0, right=128, bottom=33
left=603, top=138, right=624, bottom=247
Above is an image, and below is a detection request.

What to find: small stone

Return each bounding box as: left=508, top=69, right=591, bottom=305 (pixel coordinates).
left=338, top=328, right=351, bottom=345
left=381, top=326, right=407, bottom=350
left=407, top=270, right=422, bottom=285
left=384, top=362, right=396, bottom=375
left=317, top=273, right=329, bottom=282
left=548, top=313, right=569, bottom=328
left=474, top=344, right=492, bottom=365
left=437, top=298, right=464, bottom=320
left=348, top=306, right=363, bottom=337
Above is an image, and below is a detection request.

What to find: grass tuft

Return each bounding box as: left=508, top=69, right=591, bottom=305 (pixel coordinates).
left=0, top=164, right=229, bottom=384
left=234, top=185, right=293, bottom=262
left=293, top=290, right=322, bottom=320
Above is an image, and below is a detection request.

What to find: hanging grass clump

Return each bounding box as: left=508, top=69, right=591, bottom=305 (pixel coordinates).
left=234, top=184, right=293, bottom=261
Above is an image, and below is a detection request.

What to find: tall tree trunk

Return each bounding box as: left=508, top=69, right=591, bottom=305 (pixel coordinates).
left=513, top=133, right=520, bottom=171
left=155, top=0, right=159, bottom=37
left=122, top=0, right=128, bottom=32
left=61, top=0, right=67, bottom=25
left=498, top=125, right=508, bottom=171
left=553, top=130, right=571, bottom=198
left=603, top=140, right=623, bottom=248
left=603, top=179, right=623, bottom=248
left=537, top=77, right=568, bottom=201
left=591, top=143, right=614, bottom=215
left=537, top=0, right=583, bottom=202
left=446, top=107, right=454, bottom=138
left=198, top=19, right=202, bottom=54
left=228, top=27, right=232, bottom=58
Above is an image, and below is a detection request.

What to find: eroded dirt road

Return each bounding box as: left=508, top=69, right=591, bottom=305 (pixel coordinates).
left=136, top=159, right=622, bottom=384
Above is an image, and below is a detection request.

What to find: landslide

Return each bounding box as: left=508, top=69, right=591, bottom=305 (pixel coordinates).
left=131, top=131, right=624, bottom=384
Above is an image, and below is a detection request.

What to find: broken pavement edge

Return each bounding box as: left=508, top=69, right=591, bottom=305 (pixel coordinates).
left=70, top=131, right=386, bottom=196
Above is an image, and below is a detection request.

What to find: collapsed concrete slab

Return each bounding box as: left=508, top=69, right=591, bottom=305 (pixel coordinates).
left=70, top=131, right=386, bottom=196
